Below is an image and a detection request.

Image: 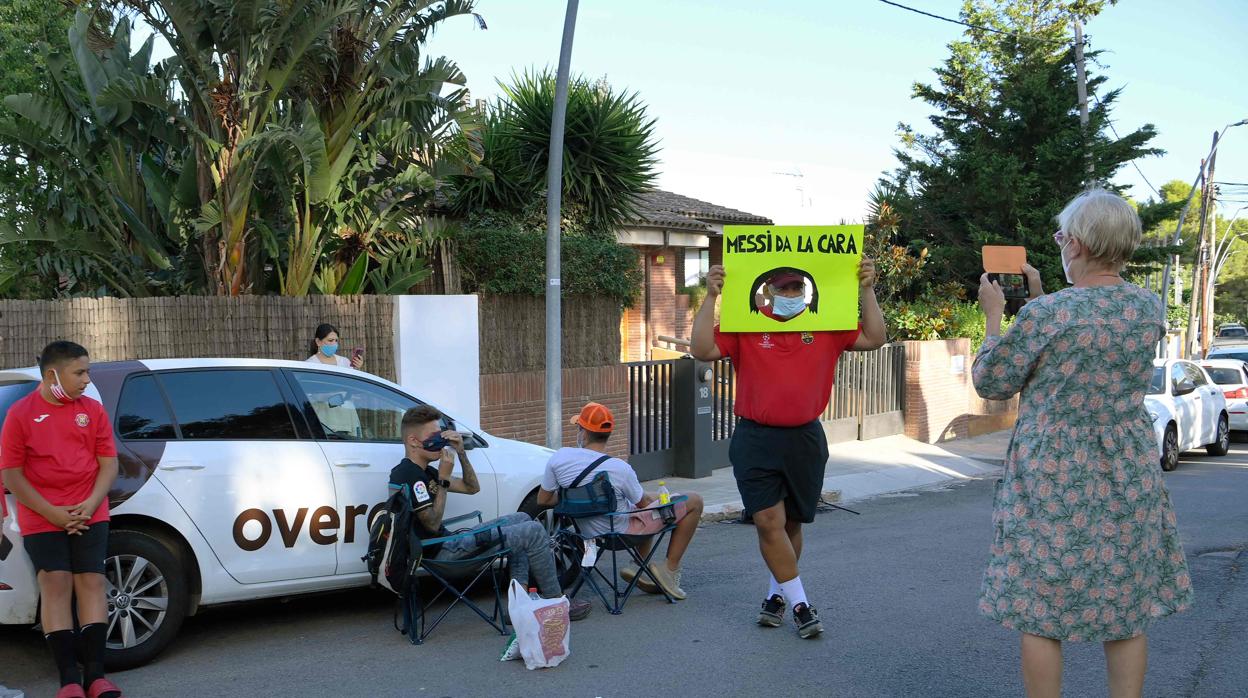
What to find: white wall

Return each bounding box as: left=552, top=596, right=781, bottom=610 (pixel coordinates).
left=393, top=295, right=480, bottom=429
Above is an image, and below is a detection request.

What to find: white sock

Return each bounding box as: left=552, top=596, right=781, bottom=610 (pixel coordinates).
left=767, top=574, right=783, bottom=600
left=777, top=576, right=807, bottom=608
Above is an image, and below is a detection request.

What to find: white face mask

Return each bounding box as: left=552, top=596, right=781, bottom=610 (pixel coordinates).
left=1060, top=239, right=1075, bottom=284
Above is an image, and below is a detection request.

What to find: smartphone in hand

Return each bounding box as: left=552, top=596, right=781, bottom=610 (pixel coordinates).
left=352, top=346, right=365, bottom=362
left=982, top=246, right=1030, bottom=300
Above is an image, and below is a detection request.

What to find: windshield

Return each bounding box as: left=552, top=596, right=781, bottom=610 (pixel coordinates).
left=1219, top=327, right=1248, bottom=337
left=1204, top=367, right=1243, bottom=385
left=1148, top=367, right=1165, bottom=395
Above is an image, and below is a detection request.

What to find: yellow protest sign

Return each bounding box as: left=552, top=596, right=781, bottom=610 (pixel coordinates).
left=719, top=224, right=864, bottom=333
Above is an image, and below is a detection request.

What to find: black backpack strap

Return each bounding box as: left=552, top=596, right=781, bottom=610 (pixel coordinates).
left=569, top=455, right=612, bottom=489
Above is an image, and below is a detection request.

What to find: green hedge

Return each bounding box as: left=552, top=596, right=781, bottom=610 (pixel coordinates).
left=454, top=212, right=642, bottom=305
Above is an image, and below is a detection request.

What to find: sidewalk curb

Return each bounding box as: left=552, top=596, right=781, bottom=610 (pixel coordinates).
left=700, top=490, right=842, bottom=524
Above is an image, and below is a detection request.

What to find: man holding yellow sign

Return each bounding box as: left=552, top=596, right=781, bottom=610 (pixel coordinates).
left=691, top=224, right=886, bottom=639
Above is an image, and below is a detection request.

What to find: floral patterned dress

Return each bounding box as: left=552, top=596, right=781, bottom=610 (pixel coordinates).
left=973, top=283, right=1193, bottom=641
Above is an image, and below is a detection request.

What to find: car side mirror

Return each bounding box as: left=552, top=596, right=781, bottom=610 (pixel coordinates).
left=1175, top=380, right=1196, bottom=396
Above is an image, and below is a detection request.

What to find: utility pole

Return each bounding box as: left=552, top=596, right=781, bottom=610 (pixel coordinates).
left=1187, top=131, right=1218, bottom=358
left=1202, top=156, right=1219, bottom=358
left=1072, top=18, right=1093, bottom=184
left=544, top=0, right=579, bottom=450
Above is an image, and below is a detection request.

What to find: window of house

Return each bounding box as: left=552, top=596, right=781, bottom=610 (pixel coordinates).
left=684, top=248, right=709, bottom=287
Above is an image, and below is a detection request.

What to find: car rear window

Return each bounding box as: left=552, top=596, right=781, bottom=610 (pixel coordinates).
left=116, top=375, right=176, bottom=440
left=1218, top=327, right=1247, bottom=337
left=158, top=370, right=297, bottom=440
left=1203, top=368, right=1244, bottom=385
left=0, top=379, right=39, bottom=432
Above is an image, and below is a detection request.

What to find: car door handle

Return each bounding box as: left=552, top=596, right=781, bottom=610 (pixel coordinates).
left=160, top=462, right=204, bottom=471
left=332, top=461, right=371, bottom=468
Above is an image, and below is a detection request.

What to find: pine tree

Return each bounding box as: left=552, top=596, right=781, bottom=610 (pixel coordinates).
left=883, top=0, right=1164, bottom=294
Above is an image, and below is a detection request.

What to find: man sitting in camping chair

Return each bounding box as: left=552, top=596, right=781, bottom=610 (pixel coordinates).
left=537, top=402, right=704, bottom=604
left=392, top=405, right=592, bottom=622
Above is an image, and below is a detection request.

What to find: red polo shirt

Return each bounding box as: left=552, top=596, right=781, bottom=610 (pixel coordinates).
left=715, top=313, right=861, bottom=427
left=0, top=391, right=117, bottom=535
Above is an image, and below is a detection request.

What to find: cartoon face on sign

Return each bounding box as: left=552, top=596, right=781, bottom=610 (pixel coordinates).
left=721, top=224, right=863, bottom=333
left=749, top=267, right=819, bottom=323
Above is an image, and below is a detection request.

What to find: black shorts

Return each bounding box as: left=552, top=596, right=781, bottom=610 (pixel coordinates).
left=23, top=522, right=109, bottom=574
left=730, top=419, right=829, bottom=524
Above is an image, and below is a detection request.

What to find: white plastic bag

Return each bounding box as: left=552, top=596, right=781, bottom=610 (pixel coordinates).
left=506, top=580, right=571, bottom=670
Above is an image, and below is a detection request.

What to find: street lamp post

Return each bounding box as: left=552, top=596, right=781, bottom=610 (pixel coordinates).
left=1208, top=206, right=1248, bottom=326
left=545, top=0, right=580, bottom=450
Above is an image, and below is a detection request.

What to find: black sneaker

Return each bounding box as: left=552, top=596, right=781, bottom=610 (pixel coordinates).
left=793, top=602, right=823, bottom=639
left=757, top=594, right=785, bottom=627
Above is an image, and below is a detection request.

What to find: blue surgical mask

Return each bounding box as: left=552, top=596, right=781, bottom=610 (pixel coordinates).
left=320, top=343, right=339, bottom=358
left=772, top=294, right=807, bottom=318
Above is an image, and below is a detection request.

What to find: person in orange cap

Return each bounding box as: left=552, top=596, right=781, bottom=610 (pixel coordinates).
left=537, top=402, right=704, bottom=600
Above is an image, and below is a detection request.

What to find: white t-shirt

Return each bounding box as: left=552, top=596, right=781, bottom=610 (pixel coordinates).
left=541, top=447, right=644, bottom=538
left=306, top=354, right=351, bottom=368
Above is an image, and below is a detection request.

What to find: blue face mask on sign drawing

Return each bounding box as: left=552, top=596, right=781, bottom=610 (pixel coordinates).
left=772, top=294, right=807, bottom=318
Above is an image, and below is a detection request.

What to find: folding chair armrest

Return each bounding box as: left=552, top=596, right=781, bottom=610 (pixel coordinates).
left=606, top=494, right=689, bottom=517
left=421, top=518, right=506, bottom=548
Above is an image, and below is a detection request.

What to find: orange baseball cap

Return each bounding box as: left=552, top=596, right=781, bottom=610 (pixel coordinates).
left=571, top=402, right=615, bottom=433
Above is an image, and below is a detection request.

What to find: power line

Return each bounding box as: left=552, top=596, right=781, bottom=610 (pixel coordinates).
left=1092, top=94, right=1162, bottom=199
left=875, top=0, right=1068, bottom=44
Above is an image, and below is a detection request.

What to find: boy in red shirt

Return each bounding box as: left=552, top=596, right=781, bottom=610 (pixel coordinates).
left=1, top=341, right=121, bottom=698
left=691, top=261, right=886, bottom=639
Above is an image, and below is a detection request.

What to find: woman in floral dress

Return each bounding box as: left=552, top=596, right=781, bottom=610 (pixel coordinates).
left=973, top=189, right=1193, bottom=698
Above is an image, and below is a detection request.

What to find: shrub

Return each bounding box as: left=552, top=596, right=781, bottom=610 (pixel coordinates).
left=453, top=210, right=642, bottom=305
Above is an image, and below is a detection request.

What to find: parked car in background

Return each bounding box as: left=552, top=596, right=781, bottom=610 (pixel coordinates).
left=1146, top=358, right=1231, bottom=471
left=1, top=359, right=556, bottom=668
left=1206, top=344, right=1248, bottom=363
left=1216, top=323, right=1247, bottom=337
left=1198, top=359, right=1248, bottom=434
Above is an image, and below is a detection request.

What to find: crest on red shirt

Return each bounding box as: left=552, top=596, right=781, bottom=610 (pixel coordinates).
left=75, top=413, right=89, bottom=428
left=801, top=332, right=815, bottom=344
left=759, top=333, right=774, bottom=349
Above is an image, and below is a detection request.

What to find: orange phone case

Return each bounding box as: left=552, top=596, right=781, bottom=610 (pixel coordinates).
left=982, top=245, right=1027, bottom=274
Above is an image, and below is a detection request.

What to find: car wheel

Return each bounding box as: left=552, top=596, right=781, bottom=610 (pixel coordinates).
left=1207, top=414, right=1231, bottom=456
left=1161, top=424, right=1179, bottom=472
left=518, top=489, right=548, bottom=522
left=103, top=530, right=190, bottom=670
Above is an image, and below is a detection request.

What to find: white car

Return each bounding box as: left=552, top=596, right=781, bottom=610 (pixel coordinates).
left=1146, top=359, right=1231, bottom=471
left=0, top=359, right=555, bottom=667
left=1198, top=359, right=1248, bottom=433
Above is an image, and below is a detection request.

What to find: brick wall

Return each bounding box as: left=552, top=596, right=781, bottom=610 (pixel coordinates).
left=903, top=339, right=1018, bottom=443
left=480, top=365, right=631, bottom=459
left=648, top=248, right=677, bottom=349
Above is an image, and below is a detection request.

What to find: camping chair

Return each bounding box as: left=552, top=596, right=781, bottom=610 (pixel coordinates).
left=554, top=485, right=689, bottom=616
left=404, top=511, right=511, bottom=645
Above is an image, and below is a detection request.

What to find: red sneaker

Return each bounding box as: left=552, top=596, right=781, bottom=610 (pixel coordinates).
left=54, top=685, right=86, bottom=698
left=86, top=678, right=123, bottom=698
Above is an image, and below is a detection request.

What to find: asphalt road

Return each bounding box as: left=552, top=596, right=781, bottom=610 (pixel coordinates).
left=2, top=443, right=1245, bottom=698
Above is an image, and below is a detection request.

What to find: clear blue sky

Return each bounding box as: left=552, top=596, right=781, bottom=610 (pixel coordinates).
left=427, top=0, right=1248, bottom=225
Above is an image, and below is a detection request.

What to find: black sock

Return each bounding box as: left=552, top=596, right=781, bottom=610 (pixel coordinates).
left=45, top=629, right=80, bottom=688
left=79, top=622, right=118, bottom=696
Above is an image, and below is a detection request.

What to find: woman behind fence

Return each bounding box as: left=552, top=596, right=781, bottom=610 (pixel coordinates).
left=973, top=189, right=1193, bottom=698
left=307, top=323, right=364, bottom=370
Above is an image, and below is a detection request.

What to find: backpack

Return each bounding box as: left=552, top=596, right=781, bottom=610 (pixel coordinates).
left=362, top=483, right=427, bottom=643
left=557, top=455, right=617, bottom=518
left=364, top=484, right=423, bottom=594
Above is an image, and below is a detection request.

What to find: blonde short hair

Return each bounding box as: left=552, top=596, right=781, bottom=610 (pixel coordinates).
left=1055, top=188, right=1142, bottom=268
